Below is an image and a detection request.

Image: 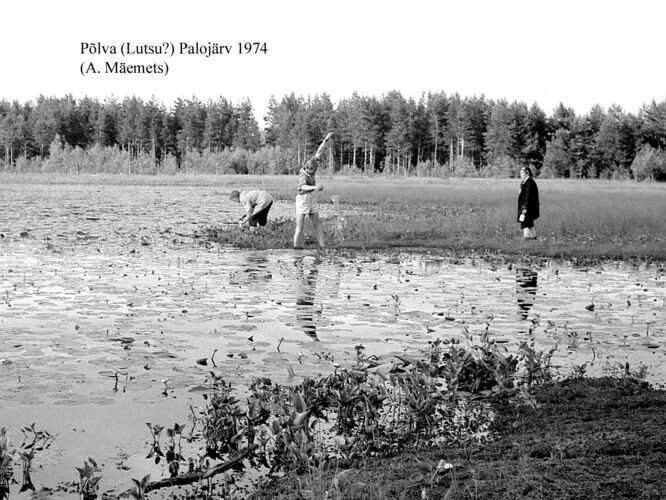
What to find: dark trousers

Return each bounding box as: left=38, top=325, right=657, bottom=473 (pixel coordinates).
left=248, top=202, right=273, bottom=227
left=520, top=218, right=535, bottom=229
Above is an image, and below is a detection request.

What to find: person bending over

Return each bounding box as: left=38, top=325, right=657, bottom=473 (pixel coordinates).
left=230, top=189, right=274, bottom=229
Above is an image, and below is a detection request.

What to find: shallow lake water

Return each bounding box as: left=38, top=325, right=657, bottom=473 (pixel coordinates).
left=0, top=182, right=664, bottom=498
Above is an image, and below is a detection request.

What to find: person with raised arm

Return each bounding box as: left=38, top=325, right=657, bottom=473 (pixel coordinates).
left=293, top=132, right=333, bottom=249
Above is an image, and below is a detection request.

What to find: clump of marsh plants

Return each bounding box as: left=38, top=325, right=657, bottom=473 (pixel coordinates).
left=136, top=335, right=557, bottom=498
left=145, top=423, right=165, bottom=463
left=0, top=425, right=54, bottom=499
left=165, top=423, right=186, bottom=476
left=518, top=339, right=557, bottom=386
left=127, top=474, right=151, bottom=499
left=75, top=458, right=101, bottom=500
left=0, top=428, right=12, bottom=500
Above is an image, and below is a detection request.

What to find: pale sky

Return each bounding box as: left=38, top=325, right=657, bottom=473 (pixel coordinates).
left=2, top=0, right=665, bottom=122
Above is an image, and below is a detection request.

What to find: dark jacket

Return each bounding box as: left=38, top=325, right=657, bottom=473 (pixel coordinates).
left=518, top=176, right=540, bottom=222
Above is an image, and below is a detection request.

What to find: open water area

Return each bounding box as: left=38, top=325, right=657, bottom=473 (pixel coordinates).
left=0, top=181, right=664, bottom=498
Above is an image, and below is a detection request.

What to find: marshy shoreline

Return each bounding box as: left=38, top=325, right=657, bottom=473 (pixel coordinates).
left=251, top=376, right=666, bottom=500
left=0, top=174, right=664, bottom=499
left=3, top=172, right=665, bottom=264
left=200, top=174, right=666, bottom=499
left=185, top=173, right=665, bottom=262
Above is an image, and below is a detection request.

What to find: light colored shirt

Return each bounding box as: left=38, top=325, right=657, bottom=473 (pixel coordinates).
left=296, top=168, right=318, bottom=214
left=240, top=190, right=273, bottom=216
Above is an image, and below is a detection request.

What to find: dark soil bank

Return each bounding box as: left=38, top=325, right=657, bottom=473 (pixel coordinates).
left=254, top=377, right=666, bottom=500
left=453, top=377, right=666, bottom=500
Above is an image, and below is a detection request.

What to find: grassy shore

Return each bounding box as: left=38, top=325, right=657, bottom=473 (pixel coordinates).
left=197, top=174, right=665, bottom=261
left=3, top=172, right=664, bottom=260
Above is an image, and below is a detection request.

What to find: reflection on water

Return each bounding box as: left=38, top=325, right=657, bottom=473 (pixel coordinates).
left=295, top=255, right=321, bottom=340
left=239, top=254, right=272, bottom=283
left=516, top=267, right=538, bottom=320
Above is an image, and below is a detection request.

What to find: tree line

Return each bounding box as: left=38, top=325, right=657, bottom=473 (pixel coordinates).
left=1, top=92, right=665, bottom=179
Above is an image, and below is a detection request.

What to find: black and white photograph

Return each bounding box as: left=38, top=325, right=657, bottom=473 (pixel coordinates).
left=1, top=1, right=665, bottom=498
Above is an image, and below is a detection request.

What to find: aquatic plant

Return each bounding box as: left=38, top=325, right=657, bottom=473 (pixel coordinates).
left=200, top=378, right=247, bottom=461
left=0, top=425, right=54, bottom=499
left=390, top=293, right=401, bottom=315
left=0, top=429, right=12, bottom=500
left=519, top=340, right=557, bottom=386
left=145, top=423, right=164, bottom=463
left=429, top=337, right=521, bottom=395
left=165, top=423, right=186, bottom=477
left=20, top=423, right=54, bottom=452
left=17, top=448, right=36, bottom=493
left=127, top=474, right=150, bottom=499
left=75, top=458, right=101, bottom=500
